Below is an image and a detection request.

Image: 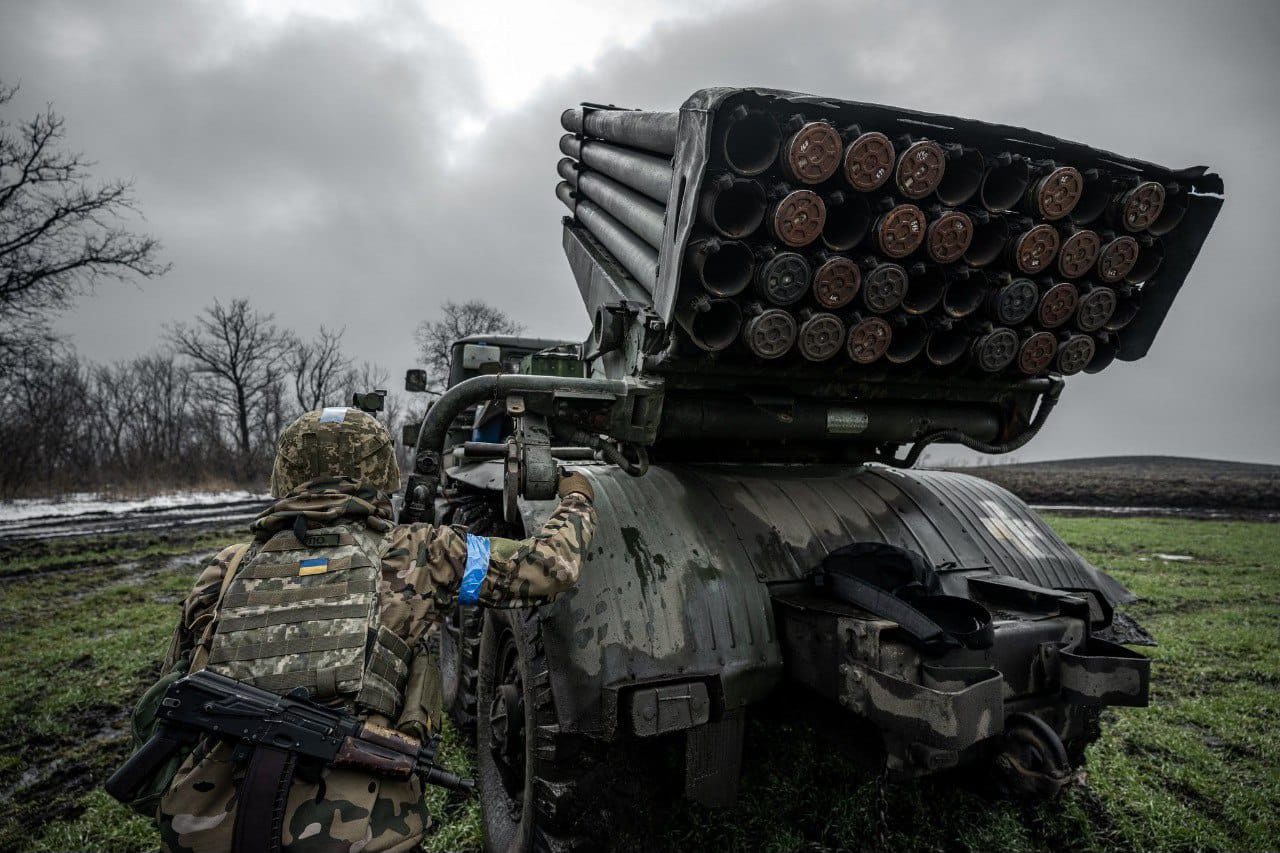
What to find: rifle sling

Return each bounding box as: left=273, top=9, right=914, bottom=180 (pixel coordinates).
left=232, top=745, right=296, bottom=853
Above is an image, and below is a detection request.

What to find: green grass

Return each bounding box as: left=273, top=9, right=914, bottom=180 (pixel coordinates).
left=1, top=517, right=1277, bottom=852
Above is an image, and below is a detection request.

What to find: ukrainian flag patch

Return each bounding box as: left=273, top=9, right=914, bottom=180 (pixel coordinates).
left=299, top=557, right=330, bottom=576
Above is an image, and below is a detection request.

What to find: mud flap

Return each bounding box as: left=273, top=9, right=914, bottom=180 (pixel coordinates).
left=847, top=663, right=1004, bottom=752
left=1052, top=638, right=1151, bottom=707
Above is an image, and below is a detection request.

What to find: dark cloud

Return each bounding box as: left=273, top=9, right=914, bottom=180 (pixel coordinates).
left=3, top=0, right=1277, bottom=462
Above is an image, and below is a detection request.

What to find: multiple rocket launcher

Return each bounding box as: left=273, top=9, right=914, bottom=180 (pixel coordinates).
left=555, top=92, right=1197, bottom=380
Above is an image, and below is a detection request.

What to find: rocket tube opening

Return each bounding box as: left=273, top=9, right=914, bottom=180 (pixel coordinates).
left=1085, top=334, right=1119, bottom=373
left=821, top=193, right=872, bottom=251
left=680, top=298, right=743, bottom=352
left=942, top=272, right=987, bottom=319
left=902, top=265, right=946, bottom=315
left=926, top=327, right=969, bottom=366
left=1104, top=296, right=1140, bottom=332
left=964, top=215, right=1008, bottom=267
left=937, top=147, right=984, bottom=206
left=1070, top=173, right=1110, bottom=225
left=719, top=110, right=782, bottom=177
left=1148, top=186, right=1188, bottom=236
left=689, top=239, right=754, bottom=297
left=1126, top=238, right=1163, bottom=284
left=701, top=178, right=767, bottom=238
left=885, top=317, right=927, bottom=364
left=980, top=156, right=1029, bottom=212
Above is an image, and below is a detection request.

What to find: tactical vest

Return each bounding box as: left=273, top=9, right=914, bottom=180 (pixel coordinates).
left=205, top=524, right=411, bottom=718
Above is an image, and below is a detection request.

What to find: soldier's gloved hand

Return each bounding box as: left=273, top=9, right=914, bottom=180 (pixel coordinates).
left=557, top=468, right=594, bottom=502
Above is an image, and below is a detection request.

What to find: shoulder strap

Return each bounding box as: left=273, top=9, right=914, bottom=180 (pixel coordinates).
left=189, top=543, right=253, bottom=674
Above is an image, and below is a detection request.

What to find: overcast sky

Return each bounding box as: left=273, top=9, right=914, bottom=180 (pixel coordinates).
left=3, top=0, right=1278, bottom=463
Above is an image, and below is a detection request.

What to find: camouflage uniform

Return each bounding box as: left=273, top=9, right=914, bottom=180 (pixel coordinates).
left=154, top=408, right=596, bottom=853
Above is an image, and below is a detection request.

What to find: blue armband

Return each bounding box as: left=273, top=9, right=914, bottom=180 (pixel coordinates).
left=458, top=533, right=491, bottom=606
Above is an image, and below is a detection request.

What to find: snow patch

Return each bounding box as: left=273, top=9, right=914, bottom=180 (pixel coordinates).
left=0, top=490, right=268, bottom=522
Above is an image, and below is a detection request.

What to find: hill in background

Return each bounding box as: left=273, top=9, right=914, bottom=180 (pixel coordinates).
left=949, top=456, right=1280, bottom=510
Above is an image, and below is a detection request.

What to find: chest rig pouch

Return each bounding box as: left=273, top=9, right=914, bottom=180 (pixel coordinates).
left=206, top=524, right=411, bottom=718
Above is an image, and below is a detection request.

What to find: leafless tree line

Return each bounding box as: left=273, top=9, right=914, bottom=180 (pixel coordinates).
left=0, top=298, right=410, bottom=498
left=1, top=81, right=524, bottom=499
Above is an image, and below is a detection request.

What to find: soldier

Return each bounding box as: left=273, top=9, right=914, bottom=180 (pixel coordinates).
left=151, top=406, right=596, bottom=853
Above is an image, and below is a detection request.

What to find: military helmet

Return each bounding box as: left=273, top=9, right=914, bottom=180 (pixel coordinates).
left=270, top=407, right=401, bottom=497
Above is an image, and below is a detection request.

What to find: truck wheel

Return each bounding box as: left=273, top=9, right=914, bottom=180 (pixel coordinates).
left=441, top=604, right=481, bottom=732
left=477, top=607, right=607, bottom=853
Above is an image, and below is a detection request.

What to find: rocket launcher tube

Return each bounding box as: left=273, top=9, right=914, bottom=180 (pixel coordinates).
left=560, top=108, right=679, bottom=156
left=979, top=153, right=1030, bottom=213
left=714, top=106, right=782, bottom=177
left=676, top=295, right=742, bottom=352
left=687, top=238, right=754, bottom=297
left=556, top=183, right=658, bottom=291
left=558, top=158, right=666, bottom=249
left=559, top=135, right=672, bottom=203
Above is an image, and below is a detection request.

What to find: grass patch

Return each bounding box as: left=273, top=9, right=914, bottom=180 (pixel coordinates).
left=1, top=517, right=1276, bottom=852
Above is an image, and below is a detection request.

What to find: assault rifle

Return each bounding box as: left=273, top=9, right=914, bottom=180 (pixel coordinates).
left=105, top=668, right=473, bottom=805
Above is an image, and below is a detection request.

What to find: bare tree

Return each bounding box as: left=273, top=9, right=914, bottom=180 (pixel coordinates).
left=289, top=325, right=351, bottom=411
left=167, top=299, right=294, bottom=472
left=0, top=81, right=169, bottom=370
left=414, top=300, right=521, bottom=391
left=132, top=350, right=195, bottom=464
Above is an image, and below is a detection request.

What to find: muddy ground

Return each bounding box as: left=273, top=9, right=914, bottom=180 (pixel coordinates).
left=0, top=514, right=1277, bottom=852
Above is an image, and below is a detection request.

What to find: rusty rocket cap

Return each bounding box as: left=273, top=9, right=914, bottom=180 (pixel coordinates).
left=847, top=316, right=893, bottom=364
left=1037, top=282, right=1080, bottom=329
left=1017, top=331, right=1058, bottom=375
left=875, top=203, right=926, bottom=258
left=925, top=210, right=974, bottom=264
left=769, top=189, right=826, bottom=247
left=270, top=407, right=400, bottom=498
left=842, top=131, right=895, bottom=192
left=1011, top=223, right=1061, bottom=274
left=895, top=139, right=946, bottom=199
left=780, top=120, right=843, bottom=184
left=1097, top=235, right=1140, bottom=283
left=1030, top=165, right=1084, bottom=220
left=1057, top=228, right=1101, bottom=279
left=813, top=256, right=861, bottom=309
left=1117, top=181, right=1166, bottom=232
